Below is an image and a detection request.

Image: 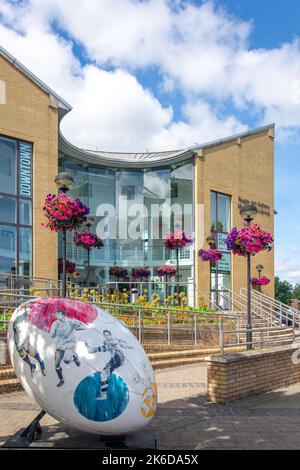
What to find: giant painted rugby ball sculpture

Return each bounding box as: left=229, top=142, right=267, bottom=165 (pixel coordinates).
left=8, top=297, right=157, bottom=435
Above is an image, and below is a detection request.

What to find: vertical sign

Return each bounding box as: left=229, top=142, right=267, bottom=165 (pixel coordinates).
left=19, top=142, right=32, bottom=197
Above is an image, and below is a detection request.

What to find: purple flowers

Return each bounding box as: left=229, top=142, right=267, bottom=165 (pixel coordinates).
left=58, top=258, right=76, bottom=275
left=132, top=267, right=151, bottom=280
left=225, top=223, right=273, bottom=257
left=109, top=267, right=128, bottom=279
left=162, top=231, right=193, bottom=250
left=251, top=276, right=270, bottom=287
left=198, top=249, right=223, bottom=262
left=157, top=265, right=177, bottom=278
left=43, top=193, right=90, bottom=231
left=73, top=231, right=104, bottom=251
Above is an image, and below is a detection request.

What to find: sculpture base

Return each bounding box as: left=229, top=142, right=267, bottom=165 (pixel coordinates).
left=2, top=414, right=157, bottom=449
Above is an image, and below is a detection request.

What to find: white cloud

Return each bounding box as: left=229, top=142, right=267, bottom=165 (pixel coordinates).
left=0, top=0, right=300, bottom=150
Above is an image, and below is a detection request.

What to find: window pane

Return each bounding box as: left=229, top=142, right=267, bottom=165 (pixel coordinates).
left=210, top=192, right=217, bottom=231
left=0, top=137, right=16, bottom=195
left=217, top=194, right=231, bottom=233
left=0, top=225, right=16, bottom=273
left=0, top=196, right=16, bottom=223
left=218, top=273, right=231, bottom=290
left=19, top=199, right=32, bottom=225
left=19, top=227, right=32, bottom=276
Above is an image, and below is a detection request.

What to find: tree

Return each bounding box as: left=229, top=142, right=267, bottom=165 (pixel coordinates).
left=275, top=276, right=293, bottom=305
left=292, top=283, right=300, bottom=300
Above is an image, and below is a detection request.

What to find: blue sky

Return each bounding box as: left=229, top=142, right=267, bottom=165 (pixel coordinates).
left=0, top=0, right=299, bottom=282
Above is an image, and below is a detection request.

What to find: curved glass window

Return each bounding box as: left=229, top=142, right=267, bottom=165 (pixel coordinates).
left=61, top=157, right=194, bottom=296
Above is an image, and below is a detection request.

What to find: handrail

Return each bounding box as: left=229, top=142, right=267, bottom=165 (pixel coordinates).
left=246, top=288, right=300, bottom=320
left=222, top=286, right=283, bottom=326
left=218, top=288, right=245, bottom=313
left=239, top=287, right=299, bottom=328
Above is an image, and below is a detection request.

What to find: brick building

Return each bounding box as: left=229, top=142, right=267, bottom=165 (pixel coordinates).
left=0, top=45, right=275, bottom=306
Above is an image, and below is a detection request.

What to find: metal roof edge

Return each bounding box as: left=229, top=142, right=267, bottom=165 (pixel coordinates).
left=58, top=131, right=195, bottom=168
left=190, top=124, right=275, bottom=152
left=0, top=45, right=72, bottom=111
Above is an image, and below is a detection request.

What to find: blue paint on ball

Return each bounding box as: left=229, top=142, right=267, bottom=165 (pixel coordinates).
left=73, top=372, right=129, bottom=422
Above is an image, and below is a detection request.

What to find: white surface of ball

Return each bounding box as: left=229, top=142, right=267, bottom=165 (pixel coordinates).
left=8, top=297, right=157, bottom=435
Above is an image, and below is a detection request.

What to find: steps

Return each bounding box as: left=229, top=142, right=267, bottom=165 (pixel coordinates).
left=149, top=346, right=245, bottom=370
left=0, top=366, right=22, bottom=394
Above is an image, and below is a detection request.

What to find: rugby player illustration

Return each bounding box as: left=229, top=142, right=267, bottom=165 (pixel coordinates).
left=86, top=330, right=134, bottom=400
left=50, top=310, right=87, bottom=387
left=13, top=309, right=46, bottom=378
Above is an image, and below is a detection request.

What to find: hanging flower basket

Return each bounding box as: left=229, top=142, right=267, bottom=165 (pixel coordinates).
left=109, top=267, right=128, bottom=279
left=162, top=231, right=193, bottom=250
left=251, top=276, right=270, bottom=287
left=225, top=223, right=273, bottom=257
left=43, top=193, right=90, bottom=231
left=157, top=265, right=177, bottom=278
left=58, top=258, right=76, bottom=275
left=132, top=267, right=151, bottom=280
left=198, top=249, right=223, bottom=262
left=73, top=231, right=104, bottom=251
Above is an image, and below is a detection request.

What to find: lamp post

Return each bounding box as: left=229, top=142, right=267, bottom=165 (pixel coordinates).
left=240, top=203, right=258, bottom=350
left=206, top=234, right=217, bottom=307
left=85, top=216, right=95, bottom=288
left=256, top=264, right=264, bottom=293
left=55, top=172, right=74, bottom=297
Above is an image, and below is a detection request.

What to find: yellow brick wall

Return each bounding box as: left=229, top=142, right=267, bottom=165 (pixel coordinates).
left=207, top=345, right=300, bottom=404
left=194, top=130, right=274, bottom=305
left=0, top=54, right=58, bottom=281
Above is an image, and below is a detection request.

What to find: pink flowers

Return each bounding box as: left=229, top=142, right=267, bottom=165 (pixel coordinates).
left=43, top=193, right=89, bottom=231
left=198, top=249, right=223, bottom=262
left=73, top=231, right=104, bottom=251
left=162, top=231, right=193, bottom=250
left=157, top=265, right=177, bottom=278
left=132, top=267, right=151, bottom=280
left=109, top=267, right=128, bottom=279
left=58, top=258, right=76, bottom=275
left=251, top=276, right=270, bottom=287
left=226, top=223, right=273, bottom=257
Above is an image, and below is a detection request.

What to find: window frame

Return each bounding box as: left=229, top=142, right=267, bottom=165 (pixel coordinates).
left=0, top=134, right=33, bottom=276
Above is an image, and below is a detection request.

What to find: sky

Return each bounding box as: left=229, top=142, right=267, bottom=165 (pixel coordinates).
left=0, top=0, right=299, bottom=283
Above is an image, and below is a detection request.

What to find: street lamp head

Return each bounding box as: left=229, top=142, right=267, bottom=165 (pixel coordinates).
left=55, top=172, right=74, bottom=193
left=240, top=204, right=257, bottom=224
left=256, top=264, right=264, bottom=272
left=206, top=234, right=215, bottom=248
left=85, top=216, right=95, bottom=228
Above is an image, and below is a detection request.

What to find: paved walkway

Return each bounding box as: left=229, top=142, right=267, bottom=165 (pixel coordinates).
left=1, top=364, right=300, bottom=449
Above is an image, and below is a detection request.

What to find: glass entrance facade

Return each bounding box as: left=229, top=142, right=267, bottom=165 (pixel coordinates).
left=0, top=135, right=33, bottom=279
left=59, top=156, right=194, bottom=291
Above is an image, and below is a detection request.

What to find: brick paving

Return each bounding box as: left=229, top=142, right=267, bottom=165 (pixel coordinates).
left=1, top=363, right=300, bottom=449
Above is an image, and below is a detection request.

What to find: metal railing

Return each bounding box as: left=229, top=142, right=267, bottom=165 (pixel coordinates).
left=0, top=290, right=295, bottom=353
left=241, top=288, right=300, bottom=327
left=0, top=272, right=62, bottom=292
left=219, top=321, right=295, bottom=354
left=66, top=245, right=193, bottom=264
left=239, top=287, right=300, bottom=329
